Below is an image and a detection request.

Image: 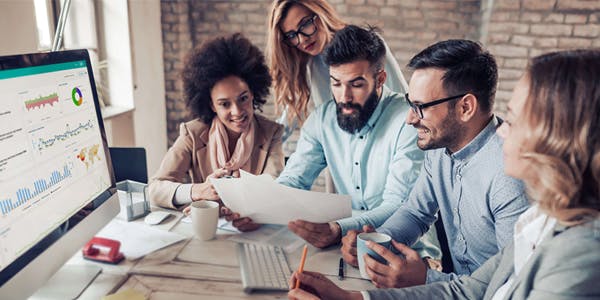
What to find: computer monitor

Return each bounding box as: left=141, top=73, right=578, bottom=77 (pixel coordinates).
left=0, top=50, right=119, bottom=299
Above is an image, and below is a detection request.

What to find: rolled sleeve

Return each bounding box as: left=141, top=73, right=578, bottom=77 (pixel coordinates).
left=276, top=112, right=326, bottom=190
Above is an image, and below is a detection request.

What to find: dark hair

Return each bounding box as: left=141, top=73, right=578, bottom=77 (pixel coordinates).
left=324, top=25, right=386, bottom=71
left=182, top=33, right=271, bottom=123
left=408, top=39, right=497, bottom=113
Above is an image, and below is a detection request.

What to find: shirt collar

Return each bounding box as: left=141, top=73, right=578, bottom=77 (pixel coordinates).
left=446, top=116, right=499, bottom=162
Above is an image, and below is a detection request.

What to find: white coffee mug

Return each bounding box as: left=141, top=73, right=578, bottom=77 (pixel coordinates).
left=191, top=201, right=219, bottom=241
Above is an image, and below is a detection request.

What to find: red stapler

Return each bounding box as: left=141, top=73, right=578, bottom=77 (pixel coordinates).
left=82, top=237, right=125, bottom=264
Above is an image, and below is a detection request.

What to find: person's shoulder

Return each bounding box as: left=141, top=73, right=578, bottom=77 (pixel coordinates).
left=254, top=114, right=284, bottom=135
left=539, top=218, right=600, bottom=266
left=180, top=118, right=209, bottom=136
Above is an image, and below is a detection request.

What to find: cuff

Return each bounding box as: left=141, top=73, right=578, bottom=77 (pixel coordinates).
left=173, top=183, right=193, bottom=206
left=360, top=291, right=370, bottom=300
left=426, top=268, right=453, bottom=284
left=335, top=217, right=360, bottom=236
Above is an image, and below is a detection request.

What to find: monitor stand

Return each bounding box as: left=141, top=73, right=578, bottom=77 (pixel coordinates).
left=29, top=265, right=101, bottom=300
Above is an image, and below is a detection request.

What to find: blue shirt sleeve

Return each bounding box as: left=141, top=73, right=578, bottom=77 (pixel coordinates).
left=276, top=110, right=326, bottom=190
left=377, top=152, right=440, bottom=246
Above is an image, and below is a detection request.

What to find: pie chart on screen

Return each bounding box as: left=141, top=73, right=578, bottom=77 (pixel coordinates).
left=71, top=87, right=83, bottom=106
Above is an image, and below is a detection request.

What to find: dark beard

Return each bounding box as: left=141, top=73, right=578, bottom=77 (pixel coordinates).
left=416, top=106, right=464, bottom=151
left=336, top=87, right=379, bottom=134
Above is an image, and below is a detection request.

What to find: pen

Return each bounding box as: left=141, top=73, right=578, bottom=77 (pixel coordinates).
left=295, top=245, right=309, bottom=289
left=338, top=257, right=345, bottom=280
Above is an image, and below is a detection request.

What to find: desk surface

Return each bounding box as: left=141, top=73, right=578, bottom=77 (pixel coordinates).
left=62, top=210, right=374, bottom=299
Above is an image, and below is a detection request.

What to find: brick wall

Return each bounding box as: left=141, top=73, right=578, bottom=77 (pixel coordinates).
left=487, top=0, right=600, bottom=115
left=160, top=0, right=599, bottom=188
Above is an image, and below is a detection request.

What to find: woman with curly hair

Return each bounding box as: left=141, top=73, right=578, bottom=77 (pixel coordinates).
left=267, top=0, right=409, bottom=140
left=149, top=34, right=284, bottom=231
left=287, top=49, right=600, bottom=299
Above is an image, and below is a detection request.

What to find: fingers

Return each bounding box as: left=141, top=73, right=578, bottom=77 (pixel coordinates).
left=363, top=225, right=375, bottom=233
left=214, top=168, right=230, bottom=178
left=182, top=206, right=191, bottom=216
left=288, top=221, right=332, bottom=248
left=392, top=240, right=418, bottom=260
left=341, top=230, right=359, bottom=266
left=288, top=288, right=319, bottom=300
left=367, top=241, right=404, bottom=265
left=220, top=206, right=231, bottom=216
left=293, top=220, right=330, bottom=232
left=233, top=218, right=260, bottom=232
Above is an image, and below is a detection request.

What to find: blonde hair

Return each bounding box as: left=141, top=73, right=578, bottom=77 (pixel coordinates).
left=267, top=0, right=345, bottom=124
left=519, top=49, right=600, bottom=225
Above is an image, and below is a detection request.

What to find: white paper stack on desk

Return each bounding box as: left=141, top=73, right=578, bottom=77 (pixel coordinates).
left=210, top=170, right=352, bottom=225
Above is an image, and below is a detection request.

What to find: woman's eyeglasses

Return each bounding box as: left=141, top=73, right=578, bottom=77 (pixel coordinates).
left=282, top=14, right=318, bottom=47
left=405, top=93, right=467, bottom=119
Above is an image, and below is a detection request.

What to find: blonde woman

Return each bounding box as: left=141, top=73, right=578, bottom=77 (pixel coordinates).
left=267, top=0, right=409, bottom=140
left=287, top=49, right=600, bottom=300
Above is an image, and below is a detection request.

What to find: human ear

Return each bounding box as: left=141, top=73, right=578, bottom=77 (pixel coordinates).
left=377, top=70, right=387, bottom=88
left=457, top=94, right=477, bottom=122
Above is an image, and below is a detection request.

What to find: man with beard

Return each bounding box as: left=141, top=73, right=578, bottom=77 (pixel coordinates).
left=276, top=25, right=441, bottom=261
left=340, top=39, right=530, bottom=288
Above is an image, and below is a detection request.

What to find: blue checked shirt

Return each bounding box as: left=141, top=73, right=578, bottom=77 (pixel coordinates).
left=377, top=117, right=530, bottom=283
left=277, top=87, right=441, bottom=259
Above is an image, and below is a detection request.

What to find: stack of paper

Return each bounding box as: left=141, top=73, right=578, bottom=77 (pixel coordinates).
left=96, top=219, right=186, bottom=260
left=210, top=171, right=352, bottom=225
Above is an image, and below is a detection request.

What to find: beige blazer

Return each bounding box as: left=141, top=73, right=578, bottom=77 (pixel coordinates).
left=149, top=114, right=284, bottom=209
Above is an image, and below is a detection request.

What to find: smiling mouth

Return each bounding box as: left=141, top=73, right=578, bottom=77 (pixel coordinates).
left=230, top=115, right=248, bottom=125
left=304, top=41, right=316, bottom=51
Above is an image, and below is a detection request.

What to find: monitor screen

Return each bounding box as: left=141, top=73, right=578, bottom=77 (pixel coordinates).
left=0, top=50, right=117, bottom=294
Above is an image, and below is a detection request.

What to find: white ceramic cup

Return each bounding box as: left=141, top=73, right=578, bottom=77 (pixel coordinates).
left=191, top=201, right=219, bottom=241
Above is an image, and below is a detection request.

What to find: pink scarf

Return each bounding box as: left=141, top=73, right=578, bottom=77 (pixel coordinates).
left=208, top=116, right=256, bottom=172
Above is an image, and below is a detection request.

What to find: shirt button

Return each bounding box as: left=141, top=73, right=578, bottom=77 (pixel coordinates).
left=361, top=206, right=365, bottom=210
left=356, top=186, right=360, bottom=190
left=354, top=162, right=359, bottom=165
left=453, top=208, right=458, bottom=213
left=359, top=136, right=364, bottom=139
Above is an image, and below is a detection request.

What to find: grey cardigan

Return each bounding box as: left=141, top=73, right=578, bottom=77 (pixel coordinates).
left=367, top=218, right=600, bottom=300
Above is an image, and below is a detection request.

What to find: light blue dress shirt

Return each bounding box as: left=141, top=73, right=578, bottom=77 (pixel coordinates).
left=277, top=87, right=441, bottom=258
left=377, top=117, right=530, bottom=283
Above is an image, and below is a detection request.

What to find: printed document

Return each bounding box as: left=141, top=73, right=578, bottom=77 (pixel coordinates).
left=210, top=171, right=351, bottom=225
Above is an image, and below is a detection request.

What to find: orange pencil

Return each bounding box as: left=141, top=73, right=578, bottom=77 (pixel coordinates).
left=294, top=245, right=309, bottom=289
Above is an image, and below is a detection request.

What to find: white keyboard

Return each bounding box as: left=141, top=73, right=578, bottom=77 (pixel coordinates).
left=236, top=242, right=293, bottom=293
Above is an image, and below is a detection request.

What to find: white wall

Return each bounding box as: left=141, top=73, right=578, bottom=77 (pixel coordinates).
left=128, top=0, right=167, bottom=176
left=0, top=0, right=38, bottom=55
left=0, top=0, right=168, bottom=178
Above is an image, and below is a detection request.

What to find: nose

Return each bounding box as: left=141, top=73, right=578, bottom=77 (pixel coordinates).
left=230, top=103, right=242, bottom=116
left=298, top=33, right=310, bottom=46
left=405, top=107, right=419, bottom=125
left=340, top=85, right=353, bottom=103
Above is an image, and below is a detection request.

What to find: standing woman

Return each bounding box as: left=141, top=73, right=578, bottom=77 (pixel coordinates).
left=267, top=0, right=409, bottom=139
left=149, top=34, right=284, bottom=231
left=287, top=49, right=600, bottom=300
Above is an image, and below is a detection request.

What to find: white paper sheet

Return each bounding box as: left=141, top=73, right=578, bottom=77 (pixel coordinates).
left=210, top=170, right=352, bottom=225
left=95, top=219, right=186, bottom=260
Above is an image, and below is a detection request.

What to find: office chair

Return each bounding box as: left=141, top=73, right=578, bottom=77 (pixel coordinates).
left=108, top=147, right=148, bottom=183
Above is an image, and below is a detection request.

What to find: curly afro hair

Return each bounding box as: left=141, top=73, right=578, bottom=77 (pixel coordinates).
left=182, top=33, right=272, bottom=123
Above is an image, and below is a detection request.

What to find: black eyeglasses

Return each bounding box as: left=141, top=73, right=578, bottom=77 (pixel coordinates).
left=405, top=93, right=467, bottom=119
left=282, top=14, right=318, bottom=47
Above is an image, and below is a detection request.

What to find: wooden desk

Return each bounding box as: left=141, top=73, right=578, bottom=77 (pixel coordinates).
left=70, top=214, right=375, bottom=299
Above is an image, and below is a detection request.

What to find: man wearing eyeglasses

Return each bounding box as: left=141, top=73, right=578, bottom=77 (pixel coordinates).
left=340, top=39, right=530, bottom=288
left=277, top=25, right=441, bottom=261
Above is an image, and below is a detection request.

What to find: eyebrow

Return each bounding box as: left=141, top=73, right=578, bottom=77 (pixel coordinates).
left=283, top=15, right=313, bottom=34
left=329, top=75, right=367, bottom=83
